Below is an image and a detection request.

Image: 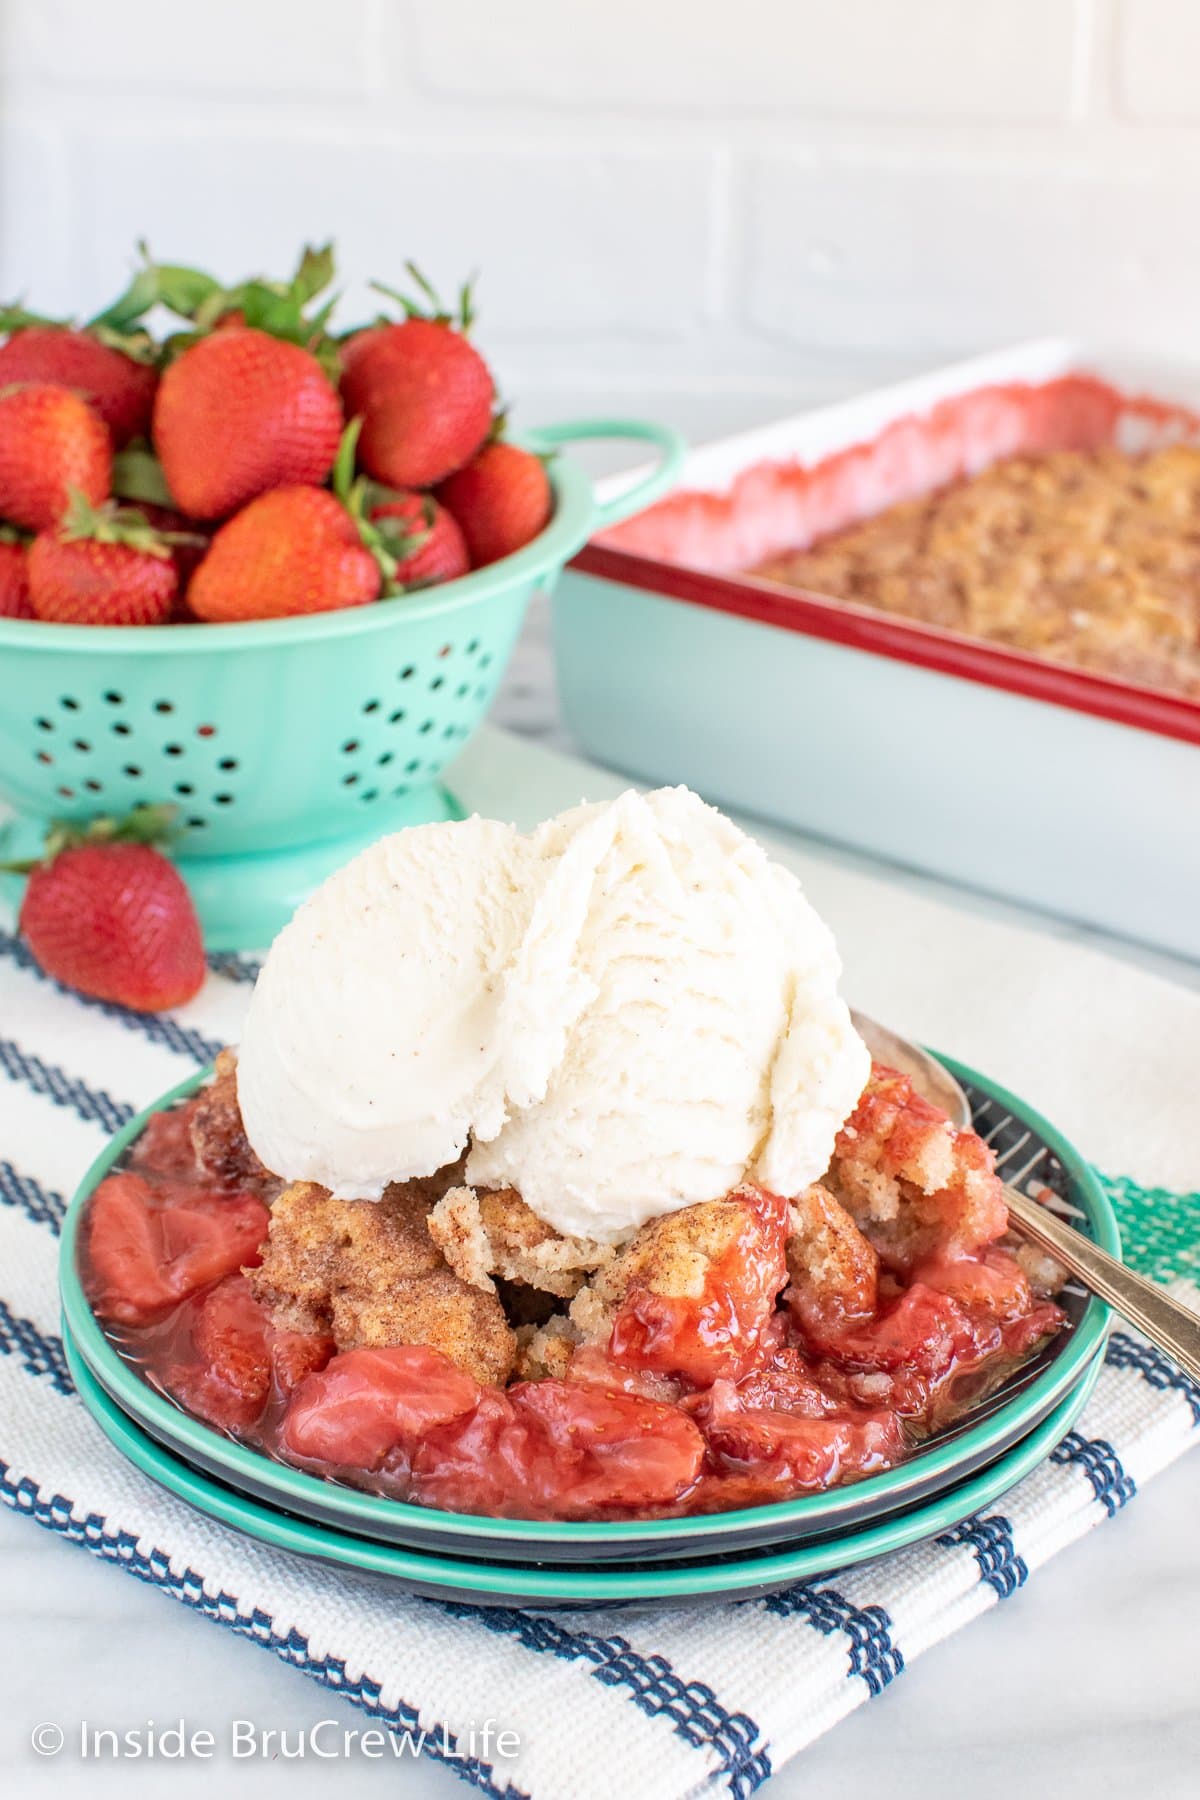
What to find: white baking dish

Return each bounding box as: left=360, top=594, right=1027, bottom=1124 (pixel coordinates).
left=552, top=341, right=1200, bottom=959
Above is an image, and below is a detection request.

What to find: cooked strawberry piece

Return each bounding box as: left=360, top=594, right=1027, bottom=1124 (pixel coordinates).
left=171, top=1273, right=333, bottom=1430
left=508, top=1380, right=705, bottom=1517
left=721, top=1347, right=841, bottom=1417
left=1000, top=1302, right=1067, bottom=1360
left=694, top=1378, right=904, bottom=1497
left=913, top=1248, right=1035, bottom=1322
left=281, top=1344, right=482, bottom=1469
left=85, top=1171, right=269, bottom=1324
left=126, top=1099, right=205, bottom=1179
left=406, top=1388, right=529, bottom=1515
left=177, top=1274, right=272, bottom=1427
left=608, top=1185, right=789, bottom=1386
left=817, top=1282, right=991, bottom=1377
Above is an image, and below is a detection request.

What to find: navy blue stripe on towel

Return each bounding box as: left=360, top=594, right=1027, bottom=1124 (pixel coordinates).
left=936, top=1513, right=1028, bottom=1599
left=1050, top=1430, right=1136, bottom=1517
left=0, top=1159, right=65, bottom=1234
left=0, top=931, right=221, bottom=1066
left=0, top=1036, right=134, bottom=1134
left=1105, top=1330, right=1200, bottom=1427
left=438, top=1603, right=772, bottom=1799
left=0, top=1465, right=526, bottom=1800
left=0, top=1299, right=73, bottom=1395
left=763, top=1583, right=903, bottom=1698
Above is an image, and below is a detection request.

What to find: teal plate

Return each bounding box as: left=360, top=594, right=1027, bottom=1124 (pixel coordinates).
left=64, top=1324, right=1101, bottom=1606
left=59, top=1057, right=1118, bottom=1565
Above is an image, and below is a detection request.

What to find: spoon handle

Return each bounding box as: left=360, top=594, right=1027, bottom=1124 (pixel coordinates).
left=1004, top=1184, right=1200, bottom=1385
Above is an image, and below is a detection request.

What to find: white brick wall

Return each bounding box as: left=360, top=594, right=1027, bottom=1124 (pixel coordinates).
left=1, top=0, right=1199, bottom=437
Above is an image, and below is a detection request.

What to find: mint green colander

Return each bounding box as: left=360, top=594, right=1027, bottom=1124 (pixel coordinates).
left=0, top=420, right=684, bottom=948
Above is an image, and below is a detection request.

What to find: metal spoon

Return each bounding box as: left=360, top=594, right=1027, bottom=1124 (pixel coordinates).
left=852, top=1012, right=1200, bottom=1385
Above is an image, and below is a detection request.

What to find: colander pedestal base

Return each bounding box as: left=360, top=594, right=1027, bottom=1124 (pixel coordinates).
left=0, top=781, right=465, bottom=954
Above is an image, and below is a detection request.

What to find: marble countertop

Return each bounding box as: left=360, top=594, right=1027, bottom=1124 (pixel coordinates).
left=3, top=390, right=1198, bottom=1796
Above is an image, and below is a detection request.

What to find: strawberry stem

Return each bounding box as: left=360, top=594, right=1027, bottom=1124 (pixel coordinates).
left=0, top=301, right=71, bottom=333
left=59, top=487, right=204, bottom=557
left=0, top=803, right=182, bottom=874
left=365, top=263, right=478, bottom=334
left=331, top=417, right=363, bottom=506
left=112, top=449, right=179, bottom=510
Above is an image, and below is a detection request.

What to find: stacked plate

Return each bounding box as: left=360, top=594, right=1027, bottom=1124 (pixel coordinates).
left=60, top=1057, right=1117, bottom=1607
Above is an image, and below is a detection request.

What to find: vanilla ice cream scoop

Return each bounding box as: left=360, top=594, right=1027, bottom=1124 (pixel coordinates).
left=466, top=789, right=869, bottom=1238
left=238, top=788, right=869, bottom=1238
left=237, top=817, right=544, bottom=1197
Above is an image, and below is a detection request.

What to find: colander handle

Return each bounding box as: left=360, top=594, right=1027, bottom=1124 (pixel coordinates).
left=522, top=418, right=687, bottom=531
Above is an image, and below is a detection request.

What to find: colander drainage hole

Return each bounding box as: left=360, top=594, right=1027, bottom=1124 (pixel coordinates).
left=361, top=788, right=379, bottom=802
left=342, top=739, right=360, bottom=754
left=165, top=744, right=184, bottom=757
left=377, top=752, right=394, bottom=767
left=430, top=676, right=445, bottom=692
left=213, top=793, right=234, bottom=806
left=174, top=782, right=194, bottom=797
left=399, top=665, right=415, bottom=681
left=466, top=639, right=480, bottom=654
left=122, top=765, right=143, bottom=779
left=103, top=691, right=123, bottom=705
left=186, top=817, right=206, bottom=829
left=389, top=709, right=405, bottom=724
left=72, top=739, right=91, bottom=753
left=84, top=780, right=102, bottom=794
left=59, top=696, right=80, bottom=711
left=343, top=773, right=359, bottom=787
left=35, top=751, right=51, bottom=765
left=217, top=757, right=239, bottom=772
left=405, top=758, right=420, bottom=774
left=419, top=720, right=434, bottom=735
left=56, top=786, right=74, bottom=799
left=111, top=722, right=131, bottom=737
left=154, top=700, right=174, bottom=714
left=362, top=699, right=381, bottom=715
left=392, top=784, right=410, bottom=798
left=35, top=717, right=53, bottom=732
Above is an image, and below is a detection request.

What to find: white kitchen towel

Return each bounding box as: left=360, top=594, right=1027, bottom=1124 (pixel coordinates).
left=2, top=726, right=1198, bottom=1800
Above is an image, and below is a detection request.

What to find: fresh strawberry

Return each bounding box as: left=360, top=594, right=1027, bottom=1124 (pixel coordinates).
left=340, top=270, right=493, bottom=488
left=0, top=325, right=157, bottom=445
left=436, top=440, right=552, bottom=567
left=188, top=485, right=381, bottom=622
left=152, top=325, right=343, bottom=519
left=10, top=807, right=206, bottom=1012
left=369, top=489, right=470, bottom=588
left=0, top=533, right=31, bottom=617
left=28, top=492, right=185, bottom=625
left=0, top=383, right=110, bottom=531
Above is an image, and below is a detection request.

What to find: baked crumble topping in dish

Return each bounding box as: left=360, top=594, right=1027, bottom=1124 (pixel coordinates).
left=749, top=446, right=1200, bottom=699
left=80, top=1054, right=1067, bottom=1522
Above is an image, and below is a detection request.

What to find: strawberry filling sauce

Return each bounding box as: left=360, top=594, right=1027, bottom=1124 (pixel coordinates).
left=82, top=1096, right=1067, bottom=1521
